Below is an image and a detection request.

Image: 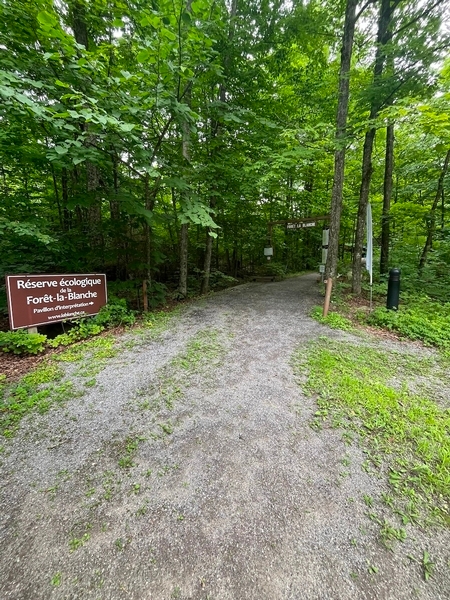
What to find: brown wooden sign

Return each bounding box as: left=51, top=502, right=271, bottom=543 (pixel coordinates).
left=6, top=274, right=107, bottom=330
left=286, top=221, right=316, bottom=230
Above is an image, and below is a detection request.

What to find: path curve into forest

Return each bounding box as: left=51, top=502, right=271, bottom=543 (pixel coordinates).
left=0, top=274, right=448, bottom=600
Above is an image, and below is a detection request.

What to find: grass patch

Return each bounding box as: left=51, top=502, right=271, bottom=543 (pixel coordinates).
left=0, top=308, right=181, bottom=438
left=69, top=532, right=90, bottom=552
left=137, top=307, right=181, bottom=338
left=310, top=306, right=353, bottom=331
left=55, top=336, right=117, bottom=363
left=51, top=572, right=62, bottom=587
left=117, top=436, right=143, bottom=469
left=0, top=362, right=77, bottom=437
left=132, top=328, right=225, bottom=418
left=171, top=329, right=224, bottom=373
left=293, top=339, right=450, bottom=525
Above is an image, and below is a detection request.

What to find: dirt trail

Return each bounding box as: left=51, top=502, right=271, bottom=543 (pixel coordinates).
left=0, top=274, right=448, bottom=600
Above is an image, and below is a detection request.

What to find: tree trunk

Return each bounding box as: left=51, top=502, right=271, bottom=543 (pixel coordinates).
left=352, top=0, right=393, bottom=294
left=110, top=152, right=120, bottom=222
left=143, top=175, right=152, bottom=311
left=200, top=204, right=215, bottom=296
left=178, top=115, right=191, bottom=298
left=200, top=0, right=237, bottom=295
left=70, top=1, right=89, bottom=49
left=179, top=223, right=189, bottom=297
left=380, top=123, right=394, bottom=274
left=419, top=148, right=450, bottom=271
left=71, top=0, right=104, bottom=259
left=325, top=0, right=358, bottom=281
left=176, top=0, right=194, bottom=299
left=50, top=164, right=63, bottom=229
left=352, top=127, right=375, bottom=291
left=61, top=168, right=71, bottom=231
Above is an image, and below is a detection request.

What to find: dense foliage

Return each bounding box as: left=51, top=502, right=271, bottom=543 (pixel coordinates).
left=368, top=297, right=450, bottom=350
left=1, top=0, right=450, bottom=320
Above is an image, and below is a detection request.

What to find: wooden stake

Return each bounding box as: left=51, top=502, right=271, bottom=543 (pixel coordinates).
left=142, top=280, right=148, bottom=312
left=27, top=327, right=38, bottom=334
left=323, top=278, right=333, bottom=317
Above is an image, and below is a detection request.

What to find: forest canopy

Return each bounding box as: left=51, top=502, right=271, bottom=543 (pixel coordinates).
left=1, top=0, right=450, bottom=315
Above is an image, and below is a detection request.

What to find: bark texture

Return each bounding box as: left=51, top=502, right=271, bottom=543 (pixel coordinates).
left=325, top=0, right=358, bottom=281
left=380, top=123, right=394, bottom=274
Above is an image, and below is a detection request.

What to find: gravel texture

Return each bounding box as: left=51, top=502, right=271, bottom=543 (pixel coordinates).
left=0, top=273, right=449, bottom=600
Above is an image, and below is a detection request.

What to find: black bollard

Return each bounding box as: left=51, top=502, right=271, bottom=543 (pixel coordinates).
left=386, top=268, right=401, bottom=310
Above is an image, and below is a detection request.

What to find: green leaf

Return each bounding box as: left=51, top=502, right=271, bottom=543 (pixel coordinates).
left=37, top=11, right=58, bottom=27
left=161, top=28, right=177, bottom=41
left=181, top=12, right=191, bottom=25
left=129, top=205, right=154, bottom=223
left=119, top=123, right=136, bottom=132
left=43, top=52, right=59, bottom=61
left=136, top=50, right=150, bottom=63
left=144, top=15, right=161, bottom=28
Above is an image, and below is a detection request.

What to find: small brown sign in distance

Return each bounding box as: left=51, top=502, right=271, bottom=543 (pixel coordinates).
left=286, top=221, right=316, bottom=230
left=6, top=274, right=107, bottom=330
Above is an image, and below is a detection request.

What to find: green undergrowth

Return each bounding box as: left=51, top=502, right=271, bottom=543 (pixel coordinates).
left=0, top=330, right=47, bottom=355
left=325, top=285, right=450, bottom=353
left=54, top=336, right=117, bottom=364
left=311, top=306, right=353, bottom=331
left=0, top=362, right=77, bottom=437
left=0, top=338, right=115, bottom=436
left=367, top=297, right=450, bottom=351
left=293, top=339, right=450, bottom=528
left=0, top=301, right=176, bottom=358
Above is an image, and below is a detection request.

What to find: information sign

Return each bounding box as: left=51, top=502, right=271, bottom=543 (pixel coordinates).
left=6, top=274, right=107, bottom=330
left=286, top=221, right=316, bottom=230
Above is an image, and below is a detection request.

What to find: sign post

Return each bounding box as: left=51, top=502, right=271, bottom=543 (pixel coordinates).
left=6, top=274, right=107, bottom=330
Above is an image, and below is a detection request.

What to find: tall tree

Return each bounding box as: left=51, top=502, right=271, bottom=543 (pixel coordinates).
left=352, top=0, right=395, bottom=294
left=352, top=0, right=448, bottom=293
left=380, top=122, right=394, bottom=274
left=419, top=148, right=450, bottom=270
left=325, top=0, right=359, bottom=281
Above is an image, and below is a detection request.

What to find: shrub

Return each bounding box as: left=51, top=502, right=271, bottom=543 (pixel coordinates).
left=146, top=281, right=167, bottom=309
left=0, top=330, right=47, bottom=355
left=209, top=270, right=238, bottom=289
left=93, top=299, right=136, bottom=327
left=264, top=262, right=287, bottom=278
left=49, top=320, right=105, bottom=348
left=368, top=298, right=450, bottom=349
left=310, top=306, right=353, bottom=331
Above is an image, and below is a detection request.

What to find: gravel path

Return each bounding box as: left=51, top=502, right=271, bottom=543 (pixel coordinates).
left=0, top=274, right=449, bottom=600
